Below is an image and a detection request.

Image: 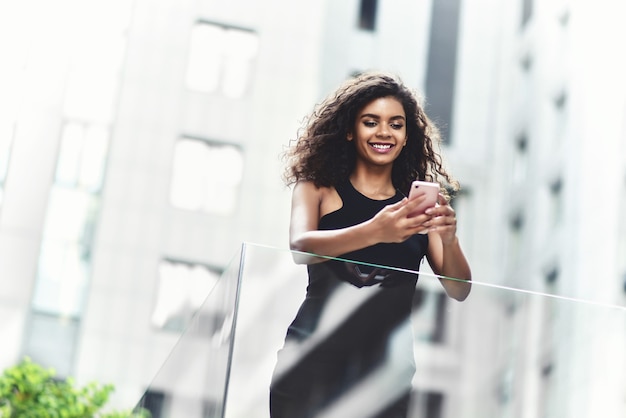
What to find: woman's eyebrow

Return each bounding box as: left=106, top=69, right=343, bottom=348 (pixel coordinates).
left=359, top=113, right=406, bottom=120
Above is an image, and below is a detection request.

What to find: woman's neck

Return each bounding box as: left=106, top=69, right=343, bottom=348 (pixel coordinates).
left=349, top=167, right=395, bottom=200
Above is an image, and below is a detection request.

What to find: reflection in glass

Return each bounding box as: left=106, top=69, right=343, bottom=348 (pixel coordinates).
left=410, top=391, right=443, bottom=418
left=413, top=288, right=447, bottom=344
left=152, top=259, right=221, bottom=332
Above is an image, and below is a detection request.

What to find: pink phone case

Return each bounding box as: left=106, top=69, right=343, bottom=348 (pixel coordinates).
left=407, top=181, right=439, bottom=217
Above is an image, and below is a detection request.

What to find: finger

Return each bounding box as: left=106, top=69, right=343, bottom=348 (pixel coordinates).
left=427, top=200, right=455, bottom=217
left=409, top=213, right=431, bottom=225
left=385, top=198, right=408, bottom=211
left=402, top=194, right=427, bottom=213
left=438, top=215, right=457, bottom=230
left=407, top=193, right=427, bottom=205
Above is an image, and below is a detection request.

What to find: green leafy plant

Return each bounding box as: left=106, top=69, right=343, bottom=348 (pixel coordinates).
left=0, top=358, right=150, bottom=418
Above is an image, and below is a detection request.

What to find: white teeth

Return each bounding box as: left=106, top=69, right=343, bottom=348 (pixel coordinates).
left=372, top=144, right=391, bottom=149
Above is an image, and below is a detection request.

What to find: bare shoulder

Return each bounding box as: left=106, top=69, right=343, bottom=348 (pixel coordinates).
left=319, top=185, right=342, bottom=218
left=293, top=181, right=323, bottom=201
left=292, top=181, right=342, bottom=218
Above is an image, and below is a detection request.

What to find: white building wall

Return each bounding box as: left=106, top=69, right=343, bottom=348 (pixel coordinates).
left=74, top=0, right=330, bottom=411
left=491, top=0, right=626, bottom=417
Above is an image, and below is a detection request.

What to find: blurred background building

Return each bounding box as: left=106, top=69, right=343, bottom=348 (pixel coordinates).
left=0, top=0, right=624, bottom=417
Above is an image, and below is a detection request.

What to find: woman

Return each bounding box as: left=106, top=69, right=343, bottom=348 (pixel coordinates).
left=270, top=72, right=471, bottom=418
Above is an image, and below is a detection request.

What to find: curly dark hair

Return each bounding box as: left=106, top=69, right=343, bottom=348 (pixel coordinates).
left=283, top=71, right=459, bottom=196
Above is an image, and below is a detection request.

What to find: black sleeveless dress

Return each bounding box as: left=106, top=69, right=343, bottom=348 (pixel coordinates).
left=270, top=180, right=429, bottom=418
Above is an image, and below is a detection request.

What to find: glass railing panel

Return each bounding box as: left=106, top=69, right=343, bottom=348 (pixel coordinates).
left=136, top=242, right=626, bottom=418
left=135, top=245, right=244, bottom=417
left=225, top=243, right=626, bottom=418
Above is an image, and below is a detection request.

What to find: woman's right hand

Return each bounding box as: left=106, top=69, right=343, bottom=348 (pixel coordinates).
left=370, top=197, right=432, bottom=243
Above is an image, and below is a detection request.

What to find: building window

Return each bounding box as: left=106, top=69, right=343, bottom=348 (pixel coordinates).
left=544, top=265, right=559, bottom=286
left=554, top=90, right=567, bottom=110
left=358, top=0, right=378, bottom=31
left=151, top=259, right=221, bottom=332
left=520, top=53, right=533, bottom=72
left=508, top=211, right=525, bottom=269
left=513, top=133, right=529, bottom=183
left=548, top=178, right=563, bottom=227
left=28, top=121, right=110, bottom=373
left=538, top=358, right=555, bottom=416
left=540, top=266, right=559, bottom=366
left=30, top=120, right=109, bottom=318
left=558, top=8, right=570, bottom=26
left=32, top=191, right=97, bottom=317
left=521, top=0, right=533, bottom=28
left=55, top=122, right=109, bottom=192
left=497, top=368, right=514, bottom=405
left=0, top=122, right=14, bottom=207
left=551, top=89, right=568, bottom=150
left=21, top=312, right=80, bottom=377
left=169, top=137, right=244, bottom=214
left=186, top=22, right=259, bottom=98
left=617, top=176, right=626, bottom=301
left=425, top=0, right=462, bottom=144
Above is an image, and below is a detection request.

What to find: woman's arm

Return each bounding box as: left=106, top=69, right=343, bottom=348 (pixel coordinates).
left=425, top=194, right=472, bottom=301
left=289, top=181, right=431, bottom=264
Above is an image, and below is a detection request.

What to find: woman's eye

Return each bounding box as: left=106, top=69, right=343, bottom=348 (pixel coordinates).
left=364, top=121, right=377, bottom=127
left=391, top=123, right=404, bottom=130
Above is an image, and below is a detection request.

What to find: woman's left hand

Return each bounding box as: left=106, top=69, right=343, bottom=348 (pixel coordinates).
left=424, top=194, right=457, bottom=244
left=424, top=193, right=472, bottom=301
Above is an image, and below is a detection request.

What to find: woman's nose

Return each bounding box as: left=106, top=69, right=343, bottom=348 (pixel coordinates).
left=377, top=124, right=390, bottom=137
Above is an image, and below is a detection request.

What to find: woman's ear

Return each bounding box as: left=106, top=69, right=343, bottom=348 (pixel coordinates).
left=347, top=133, right=353, bottom=141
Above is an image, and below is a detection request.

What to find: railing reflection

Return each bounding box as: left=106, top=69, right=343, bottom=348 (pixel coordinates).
left=135, top=243, right=626, bottom=418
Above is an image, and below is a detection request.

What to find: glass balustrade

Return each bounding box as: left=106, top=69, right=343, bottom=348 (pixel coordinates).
left=135, top=243, right=626, bottom=418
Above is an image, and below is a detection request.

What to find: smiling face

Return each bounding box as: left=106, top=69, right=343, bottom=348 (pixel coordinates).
left=347, top=96, right=407, bottom=168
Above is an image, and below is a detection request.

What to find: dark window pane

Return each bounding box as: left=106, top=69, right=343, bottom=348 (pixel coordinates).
left=425, top=0, right=462, bottom=144
left=358, top=0, right=378, bottom=31
left=522, top=0, right=533, bottom=27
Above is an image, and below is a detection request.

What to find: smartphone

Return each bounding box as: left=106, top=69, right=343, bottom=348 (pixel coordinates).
left=407, top=180, right=439, bottom=218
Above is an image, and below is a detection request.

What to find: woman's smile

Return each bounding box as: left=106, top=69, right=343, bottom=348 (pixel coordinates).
left=370, top=142, right=395, bottom=153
